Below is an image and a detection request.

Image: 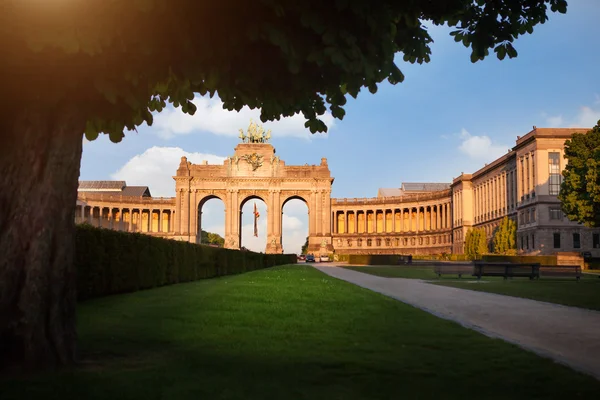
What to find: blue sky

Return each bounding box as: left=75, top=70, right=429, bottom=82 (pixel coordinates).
left=80, top=1, right=600, bottom=254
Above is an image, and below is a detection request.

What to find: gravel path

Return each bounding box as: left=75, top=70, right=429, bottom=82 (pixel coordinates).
left=314, top=265, right=600, bottom=380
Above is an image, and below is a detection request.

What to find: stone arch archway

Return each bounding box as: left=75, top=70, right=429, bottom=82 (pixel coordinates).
left=197, top=194, right=225, bottom=245
left=238, top=194, right=268, bottom=250
left=172, top=138, right=334, bottom=254
left=280, top=195, right=310, bottom=254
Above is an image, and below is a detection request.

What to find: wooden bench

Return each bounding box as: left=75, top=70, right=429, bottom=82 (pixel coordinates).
left=474, top=262, right=540, bottom=280
left=433, top=263, right=474, bottom=278
left=540, top=265, right=582, bottom=281
left=396, top=255, right=413, bottom=265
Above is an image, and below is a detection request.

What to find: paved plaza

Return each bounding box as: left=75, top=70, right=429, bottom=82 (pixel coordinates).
left=315, top=265, right=600, bottom=380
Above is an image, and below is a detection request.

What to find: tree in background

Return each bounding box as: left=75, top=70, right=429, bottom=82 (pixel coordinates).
left=493, top=217, right=517, bottom=255
left=200, top=231, right=225, bottom=247
left=465, top=228, right=488, bottom=260
left=0, top=0, right=568, bottom=370
left=558, top=122, right=600, bottom=227
left=301, top=237, right=309, bottom=255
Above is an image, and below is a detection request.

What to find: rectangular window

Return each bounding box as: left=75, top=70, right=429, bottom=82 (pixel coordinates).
left=549, top=206, right=562, bottom=220
left=526, top=235, right=529, bottom=250
left=521, top=235, right=524, bottom=250
left=531, top=208, right=536, bottom=222
left=548, top=152, right=561, bottom=195
left=553, top=233, right=561, bottom=248
left=573, top=233, right=581, bottom=249
left=594, top=233, right=600, bottom=249
left=531, top=234, right=535, bottom=249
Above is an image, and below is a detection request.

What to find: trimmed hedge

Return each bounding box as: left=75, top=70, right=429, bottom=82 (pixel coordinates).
left=413, top=254, right=471, bottom=261
left=75, top=225, right=296, bottom=301
left=481, top=254, right=557, bottom=265
left=347, top=254, right=411, bottom=265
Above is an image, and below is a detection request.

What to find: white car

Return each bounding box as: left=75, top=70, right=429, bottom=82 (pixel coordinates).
left=319, top=255, right=330, bottom=262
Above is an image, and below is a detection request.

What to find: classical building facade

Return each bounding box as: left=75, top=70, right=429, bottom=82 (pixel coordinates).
left=451, top=127, right=600, bottom=256
left=77, top=124, right=600, bottom=256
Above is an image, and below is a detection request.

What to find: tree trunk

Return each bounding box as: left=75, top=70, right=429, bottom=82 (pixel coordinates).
left=0, top=105, right=85, bottom=371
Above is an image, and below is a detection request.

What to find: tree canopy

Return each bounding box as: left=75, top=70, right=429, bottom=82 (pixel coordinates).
left=465, top=228, right=488, bottom=260
left=492, top=217, right=517, bottom=255
left=2, top=0, right=567, bottom=140
left=559, top=121, right=600, bottom=227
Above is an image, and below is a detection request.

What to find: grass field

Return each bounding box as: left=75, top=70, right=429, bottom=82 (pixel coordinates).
left=344, top=265, right=600, bottom=311
left=2, top=265, right=599, bottom=400
left=434, top=274, right=600, bottom=310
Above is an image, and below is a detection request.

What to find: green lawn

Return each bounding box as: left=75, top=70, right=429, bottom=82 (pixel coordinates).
left=344, top=265, right=600, bottom=311
left=2, top=265, right=600, bottom=399
left=434, top=273, right=600, bottom=311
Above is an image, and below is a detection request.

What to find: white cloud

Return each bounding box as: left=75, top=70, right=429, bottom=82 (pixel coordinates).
left=111, top=146, right=227, bottom=197
left=573, top=106, right=600, bottom=127
left=457, top=128, right=508, bottom=161
left=152, top=96, right=336, bottom=140
left=545, top=114, right=564, bottom=127
left=542, top=99, right=600, bottom=129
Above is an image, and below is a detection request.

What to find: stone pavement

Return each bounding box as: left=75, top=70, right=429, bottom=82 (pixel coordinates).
left=314, top=265, right=600, bottom=380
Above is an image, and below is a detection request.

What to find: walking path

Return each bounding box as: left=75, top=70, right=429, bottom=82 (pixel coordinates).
left=314, top=265, right=600, bottom=380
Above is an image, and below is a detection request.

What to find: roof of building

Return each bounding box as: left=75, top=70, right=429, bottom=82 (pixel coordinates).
left=78, top=180, right=126, bottom=191
left=515, top=127, right=590, bottom=148
left=378, top=188, right=403, bottom=197
left=78, top=181, right=152, bottom=197
left=401, top=182, right=451, bottom=192
left=378, top=182, right=450, bottom=198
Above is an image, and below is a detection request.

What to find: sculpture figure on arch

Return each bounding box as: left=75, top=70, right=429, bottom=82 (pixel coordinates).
left=239, top=119, right=272, bottom=143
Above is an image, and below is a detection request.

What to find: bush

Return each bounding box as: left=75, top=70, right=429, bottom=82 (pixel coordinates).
left=75, top=225, right=296, bottom=301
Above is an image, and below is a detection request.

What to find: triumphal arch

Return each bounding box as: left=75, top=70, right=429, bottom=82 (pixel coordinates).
left=172, top=121, right=334, bottom=254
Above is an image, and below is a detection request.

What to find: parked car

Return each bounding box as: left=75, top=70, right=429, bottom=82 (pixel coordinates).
left=319, top=254, right=330, bottom=262
left=306, top=254, right=315, bottom=262
left=298, top=254, right=306, bottom=261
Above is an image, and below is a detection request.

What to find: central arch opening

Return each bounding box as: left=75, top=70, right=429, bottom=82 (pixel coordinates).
left=239, top=196, right=267, bottom=252
left=198, top=196, right=225, bottom=247
left=281, top=196, right=309, bottom=255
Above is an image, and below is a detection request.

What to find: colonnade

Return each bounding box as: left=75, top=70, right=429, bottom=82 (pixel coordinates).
left=332, top=203, right=451, bottom=235
left=75, top=204, right=175, bottom=234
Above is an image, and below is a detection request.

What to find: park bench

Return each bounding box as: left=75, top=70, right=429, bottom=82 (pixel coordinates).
left=433, top=263, right=474, bottom=278
left=539, top=265, right=582, bottom=281
left=473, top=262, right=540, bottom=280
left=396, top=255, right=413, bottom=265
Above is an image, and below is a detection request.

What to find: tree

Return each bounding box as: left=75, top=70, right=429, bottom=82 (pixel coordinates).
left=558, top=122, right=600, bottom=227
left=493, top=217, right=517, bottom=255
left=200, top=230, right=225, bottom=246
left=465, top=228, right=488, bottom=260
left=0, top=0, right=567, bottom=370
left=301, top=237, right=309, bottom=254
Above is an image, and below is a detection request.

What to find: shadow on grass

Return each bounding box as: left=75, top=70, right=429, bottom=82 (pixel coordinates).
left=2, top=266, right=599, bottom=400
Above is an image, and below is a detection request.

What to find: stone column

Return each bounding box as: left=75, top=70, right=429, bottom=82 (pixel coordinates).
left=334, top=210, right=338, bottom=234
left=117, top=209, right=122, bottom=231
left=108, top=209, right=113, bottom=230
left=354, top=211, right=358, bottom=234
left=190, top=190, right=198, bottom=242
left=416, top=208, right=420, bottom=232
left=182, top=190, right=190, bottom=236
left=175, top=190, right=182, bottom=234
